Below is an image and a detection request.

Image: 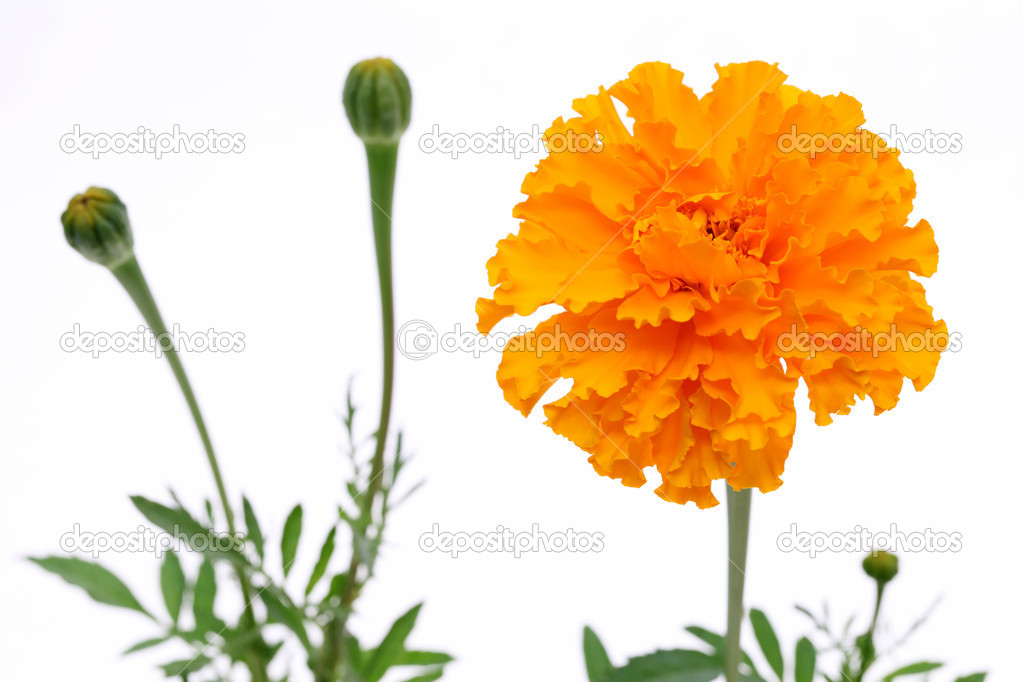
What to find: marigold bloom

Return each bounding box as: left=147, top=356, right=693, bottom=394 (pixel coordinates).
left=477, top=62, right=945, bottom=507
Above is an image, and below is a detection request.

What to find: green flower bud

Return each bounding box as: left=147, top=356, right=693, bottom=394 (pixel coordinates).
left=862, top=550, right=899, bottom=585
left=61, top=187, right=134, bottom=268
left=343, top=58, right=412, bottom=145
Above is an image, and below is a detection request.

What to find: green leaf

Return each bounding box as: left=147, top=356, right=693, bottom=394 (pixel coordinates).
left=29, top=556, right=151, bottom=618
left=306, top=526, right=338, bottom=597
left=400, top=671, right=444, bottom=682
left=363, top=603, right=423, bottom=682
left=124, top=636, right=170, bottom=654
left=583, top=626, right=614, bottom=682
left=750, top=609, right=784, bottom=680
left=131, top=495, right=247, bottom=567
left=606, top=649, right=721, bottom=682
left=281, top=504, right=303, bottom=577
left=159, top=655, right=211, bottom=677
left=881, top=662, right=943, bottom=680
left=399, top=650, right=454, bottom=666
left=259, top=585, right=313, bottom=653
left=192, top=559, right=219, bottom=634
left=160, top=551, right=185, bottom=624
left=243, top=496, right=265, bottom=562
left=953, top=675, right=987, bottom=682
left=683, top=626, right=762, bottom=679
left=794, top=637, right=816, bottom=682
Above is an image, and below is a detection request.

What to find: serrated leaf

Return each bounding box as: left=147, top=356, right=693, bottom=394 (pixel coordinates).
left=192, top=560, right=218, bottom=634
left=750, top=609, right=784, bottom=680
left=362, top=603, right=423, bottom=682
left=281, top=504, right=303, bottom=577
left=160, top=551, right=185, bottom=624
left=882, top=662, right=943, bottom=680
left=243, top=496, right=264, bottom=562
left=606, top=649, right=721, bottom=682
left=583, top=626, right=614, bottom=682
left=30, top=556, right=151, bottom=618
left=794, top=637, right=815, bottom=682
left=306, top=526, right=337, bottom=597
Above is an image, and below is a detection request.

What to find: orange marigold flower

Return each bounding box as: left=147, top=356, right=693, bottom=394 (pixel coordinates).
left=476, top=62, right=946, bottom=508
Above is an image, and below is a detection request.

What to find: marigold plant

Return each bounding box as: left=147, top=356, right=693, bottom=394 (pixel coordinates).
left=477, top=61, right=945, bottom=508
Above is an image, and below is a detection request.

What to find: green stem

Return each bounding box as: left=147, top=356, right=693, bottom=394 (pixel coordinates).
left=110, top=255, right=269, bottom=682
left=856, top=581, right=886, bottom=681
left=724, top=485, right=752, bottom=682
left=362, top=141, right=398, bottom=516
left=318, top=142, right=400, bottom=682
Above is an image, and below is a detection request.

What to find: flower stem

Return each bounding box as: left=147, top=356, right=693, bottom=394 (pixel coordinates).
left=110, top=255, right=269, bottom=682
left=318, top=142, right=400, bottom=682
left=362, top=141, right=398, bottom=516
left=724, top=485, right=752, bottom=682
left=341, top=142, right=398, bottom=604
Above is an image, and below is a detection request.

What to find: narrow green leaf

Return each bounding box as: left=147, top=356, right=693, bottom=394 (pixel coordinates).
left=400, top=670, right=444, bottom=682
left=794, top=637, right=816, bottom=682
left=583, top=626, right=614, bottom=681
left=684, top=626, right=764, bottom=680
left=749, top=609, right=784, bottom=680
left=953, top=674, right=987, bottom=682
left=192, top=560, right=218, bottom=634
left=305, top=526, right=338, bottom=596
left=259, top=586, right=313, bottom=653
left=124, top=636, right=170, bottom=654
left=363, top=603, right=423, bottom=682
left=29, top=556, right=151, bottom=618
left=882, top=662, right=943, bottom=681
left=131, top=495, right=247, bottom=567
left=399, top=650, right=454, bottom=666
left=605, top=649, right=721, bottom=682
left=281, top=504, right=303, bottom=577
left=243, top=496, right=264, bottom=561
left=159, top=655, right=211, bottom=677
left=160, top=551, right=185, bottom=624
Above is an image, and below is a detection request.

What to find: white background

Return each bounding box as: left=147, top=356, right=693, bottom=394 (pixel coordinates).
left=2, top=0, right=1021, bottom=679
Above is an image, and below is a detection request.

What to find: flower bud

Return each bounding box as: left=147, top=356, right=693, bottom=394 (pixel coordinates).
left=61, top=187, right=134, bottom=268
left=862, top=550, right=899, bottom=585
left=343, top=58, right=412, bottom=145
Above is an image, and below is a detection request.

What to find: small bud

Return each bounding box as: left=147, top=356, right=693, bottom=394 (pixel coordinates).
left=343, top=58, right=412, bottom=145
left=862, top=550, right=899, bottom=585
left=61, top=187, right=134, bottom=268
